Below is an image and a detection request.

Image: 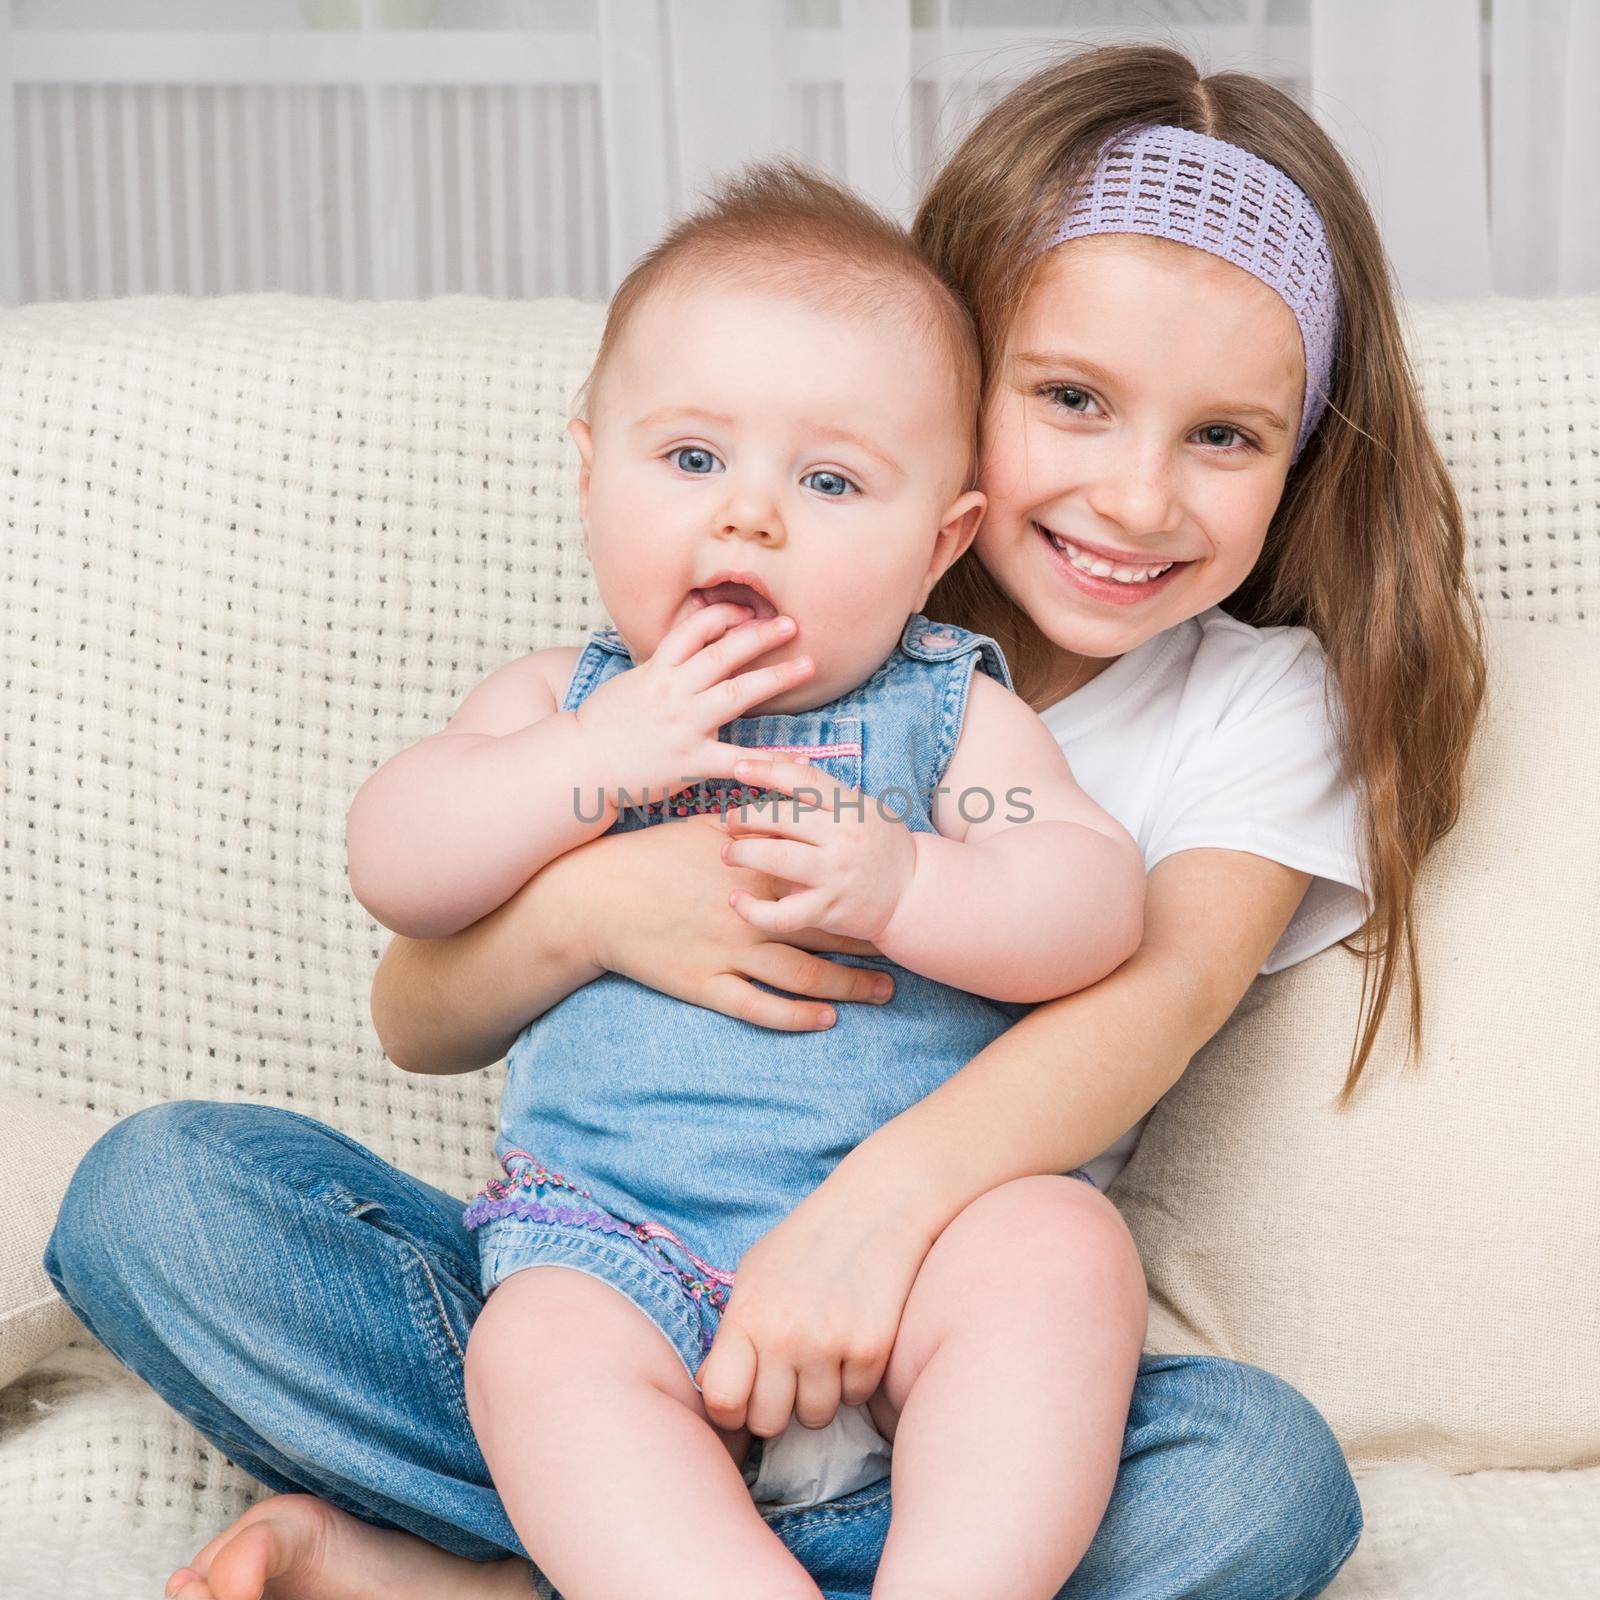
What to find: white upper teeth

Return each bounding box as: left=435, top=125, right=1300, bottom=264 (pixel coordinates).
left=1043, top=528, right=1174, bottom=584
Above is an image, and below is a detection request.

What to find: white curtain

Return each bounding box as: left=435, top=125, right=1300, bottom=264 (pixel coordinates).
left=3, top=0, right=1597, bottom=305
left=1310, top=0, right=1491, bottom=299
left=1488, top=0, right=1600, bottom=294
left=621, top=0, right=1600, bottom=301
left=1300, top=0, right=1598, bottom=297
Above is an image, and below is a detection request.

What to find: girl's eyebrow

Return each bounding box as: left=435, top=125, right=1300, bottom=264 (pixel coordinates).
left=1012, top=350, right=1290, bottom=434
left=1012, top=349, right=1119, bottom=384
left=1210, top=402, right=1290, bottom=434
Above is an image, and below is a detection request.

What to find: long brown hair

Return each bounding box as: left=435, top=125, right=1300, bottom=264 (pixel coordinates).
left=915, top=43, right=1487, bottom=1099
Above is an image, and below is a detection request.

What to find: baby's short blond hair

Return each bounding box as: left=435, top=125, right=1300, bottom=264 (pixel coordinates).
left=573, top=157, right=983, bottom=493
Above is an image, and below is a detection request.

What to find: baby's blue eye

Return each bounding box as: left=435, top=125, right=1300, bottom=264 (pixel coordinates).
left=802, top=470, right=855, bottom=497
left=670, top=446, right=721, bottom=474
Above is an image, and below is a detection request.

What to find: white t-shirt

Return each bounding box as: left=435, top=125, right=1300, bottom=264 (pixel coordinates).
left=1035, top=604, right=1371, bottom=1192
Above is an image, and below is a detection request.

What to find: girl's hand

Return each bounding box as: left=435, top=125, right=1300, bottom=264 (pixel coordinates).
left=574, top=604, right=814, bottom=802
left=573, top=810, right=898, bottom=1031
left=696, top=1169, right=931, bottom=1441
left=720, top=756, right=917, bottom=943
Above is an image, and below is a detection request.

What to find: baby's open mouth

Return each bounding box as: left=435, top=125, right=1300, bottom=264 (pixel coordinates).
left=690, top=581, right=778, bottom=620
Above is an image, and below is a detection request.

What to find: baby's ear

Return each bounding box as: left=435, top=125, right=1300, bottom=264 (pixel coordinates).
left=919, top=489, right=987, bottom=605
left=567, top=419, right=594, bottom=544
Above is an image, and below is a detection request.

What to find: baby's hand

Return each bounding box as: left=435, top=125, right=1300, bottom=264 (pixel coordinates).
left=719, top=756, right=916, bottom=943
left=574, top=604, right=813, bottom=805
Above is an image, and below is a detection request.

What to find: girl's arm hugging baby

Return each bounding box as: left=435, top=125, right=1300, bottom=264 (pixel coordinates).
left=346, top=597, right=1144, bottom=1006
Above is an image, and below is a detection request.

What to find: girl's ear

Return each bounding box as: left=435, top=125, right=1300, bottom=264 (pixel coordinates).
left=567, top=418, right=594, bottom=549
left=916, top=489, right=987, bottom=609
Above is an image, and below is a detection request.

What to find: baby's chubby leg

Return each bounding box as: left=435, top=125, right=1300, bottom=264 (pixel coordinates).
left=865, top=1175, right=1148, bottom=1600
left=464, top=1264, right=824, bottom=1600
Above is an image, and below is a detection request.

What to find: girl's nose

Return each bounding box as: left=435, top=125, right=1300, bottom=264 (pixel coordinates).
left=1082, top=442, right=1181, bottom=541
left=715, top=483, right=785, bottom=545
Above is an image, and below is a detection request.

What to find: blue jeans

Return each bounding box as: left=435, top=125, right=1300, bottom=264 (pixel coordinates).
left=42, top=1101, right=1362, bottom=1598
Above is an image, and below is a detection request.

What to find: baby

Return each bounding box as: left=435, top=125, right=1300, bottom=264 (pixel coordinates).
left=347, top=160, right=1146, bottom=1598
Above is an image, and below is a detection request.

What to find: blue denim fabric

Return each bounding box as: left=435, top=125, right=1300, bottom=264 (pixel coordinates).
left=44, top=1102, right=1363, bottom=1597
left=469, top=612, right=1041, bottom=1382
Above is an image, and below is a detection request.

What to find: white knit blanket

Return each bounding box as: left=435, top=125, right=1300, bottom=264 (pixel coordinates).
left=3, top=291, right=1599, bottom=1598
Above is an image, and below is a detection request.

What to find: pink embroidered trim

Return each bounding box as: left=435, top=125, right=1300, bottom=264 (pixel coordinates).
left=751, top=741, right=863, bottom=759
left=464, top=1150, right=736, bottom=1329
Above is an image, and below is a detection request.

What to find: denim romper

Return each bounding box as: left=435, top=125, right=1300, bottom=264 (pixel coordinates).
left=464, top=610, right=1061, bottom=1508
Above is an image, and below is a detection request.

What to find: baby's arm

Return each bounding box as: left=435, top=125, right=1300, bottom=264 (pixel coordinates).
left=873, top=671, right=1144, bottom=1002
left=346, top=645, right=613, bottom=941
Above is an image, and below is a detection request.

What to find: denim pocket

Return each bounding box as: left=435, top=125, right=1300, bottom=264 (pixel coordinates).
left=319, top=1183, right=480, bottom=1369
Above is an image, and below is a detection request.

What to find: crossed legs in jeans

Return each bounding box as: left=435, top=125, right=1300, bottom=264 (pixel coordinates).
left=42, top=1101, right=1364, bottom=1600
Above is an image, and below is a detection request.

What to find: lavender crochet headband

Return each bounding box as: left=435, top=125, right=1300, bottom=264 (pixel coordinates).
left=1042, top=124, right=1341, bottom=461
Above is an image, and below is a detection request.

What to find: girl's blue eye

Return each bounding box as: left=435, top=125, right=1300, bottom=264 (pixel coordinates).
left=802, top=469, right=856, bottom=497
left=670, top=446, right=722, bottom=474
left=1195, top=424, right=1252, bottom=452
left=1041, top=383, right=1097, bottom=413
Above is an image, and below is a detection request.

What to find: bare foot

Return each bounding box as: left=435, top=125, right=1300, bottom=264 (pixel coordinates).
left=163, top=1493, right=533, bottom=1600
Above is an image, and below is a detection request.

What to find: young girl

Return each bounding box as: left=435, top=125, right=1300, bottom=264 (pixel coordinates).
left=345, top=160, right=1149, bottom=1600
left=108, top=39, right=1483, bottom=1600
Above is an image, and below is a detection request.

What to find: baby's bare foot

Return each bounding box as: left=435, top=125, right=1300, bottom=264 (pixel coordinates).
left=163, top=1493, right=532, bottom=1600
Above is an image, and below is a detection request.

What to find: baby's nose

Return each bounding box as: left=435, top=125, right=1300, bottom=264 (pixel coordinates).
left=717, top=487, right=785, bottom=544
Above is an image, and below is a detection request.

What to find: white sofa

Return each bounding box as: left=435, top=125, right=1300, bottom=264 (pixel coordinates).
left=1, top=291, right=1596, bottom=1598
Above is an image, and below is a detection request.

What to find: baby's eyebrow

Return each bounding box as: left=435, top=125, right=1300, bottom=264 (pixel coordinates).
left=631, top=406, right=905, bottom=480
left=632, top=405, right=737, bottom=432
left=797, top=419, right=905, bottom=481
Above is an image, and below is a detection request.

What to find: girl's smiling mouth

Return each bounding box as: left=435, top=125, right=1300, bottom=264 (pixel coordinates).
left=1033, top=521, right=1192, bottom=606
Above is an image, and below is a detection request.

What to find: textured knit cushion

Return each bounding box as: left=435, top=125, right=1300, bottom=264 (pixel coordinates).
left=1, top=293, right=608, bottom=1219
left=0, top=1092, right=114, bottom=1389
left=1111, top=618, right=1600, bottom=1474
left=0, top=294, right=607, bottom=1392
left=1406, top=297, right=1600, bottom=627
